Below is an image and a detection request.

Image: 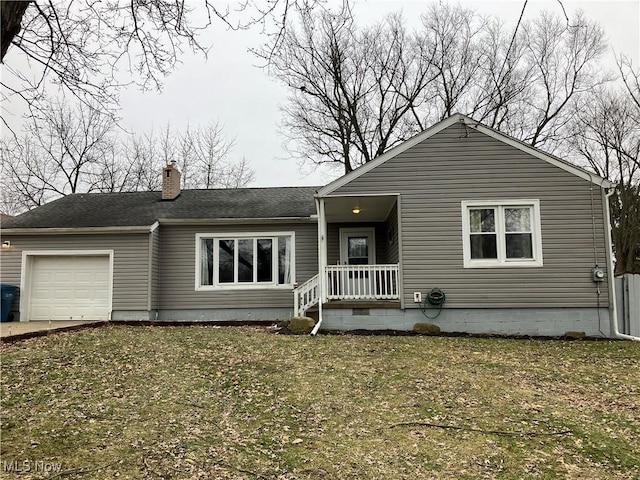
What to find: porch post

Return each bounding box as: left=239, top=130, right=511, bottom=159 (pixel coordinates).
left=311, top=196, right=327, bottom=335
left=317, top=197, right=328, bottom=303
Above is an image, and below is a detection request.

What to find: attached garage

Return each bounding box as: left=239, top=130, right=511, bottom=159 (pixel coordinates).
left=22, top=252, right=113, bottom=321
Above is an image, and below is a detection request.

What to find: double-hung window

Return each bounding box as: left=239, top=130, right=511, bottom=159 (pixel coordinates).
left=197, top=233, right=294, bottom=289
left=461, top=200, right=543, bottom=268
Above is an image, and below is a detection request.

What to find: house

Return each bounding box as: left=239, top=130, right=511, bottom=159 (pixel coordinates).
left=0, top=114, right=626, bottom=338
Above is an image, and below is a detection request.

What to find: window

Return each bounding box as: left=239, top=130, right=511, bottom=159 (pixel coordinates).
left=461, top=200, right=542, bottom=268
left=196, top=233, right=294, bottom=289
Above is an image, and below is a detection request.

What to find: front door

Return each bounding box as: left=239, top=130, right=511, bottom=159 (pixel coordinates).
left=339, top=228, right=376, bottom=297
left=340, top=228, right=376, bottom=265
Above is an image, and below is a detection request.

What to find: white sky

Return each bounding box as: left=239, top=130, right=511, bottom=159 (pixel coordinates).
left=5, top=1, right=640, bottom=189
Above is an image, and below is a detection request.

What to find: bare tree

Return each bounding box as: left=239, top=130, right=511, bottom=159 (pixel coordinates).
left=467, top=17, right=534, bottom=132
left=269, top=7, right=433, bottom=174
left=182, top=123, right=242, bottom=189
left=618, top=55, right=640, bottom=111
left=0, top=97, right=117, bottom=213
left=570, top=78, right=640, bottom=274
left=1, top=135, right=52, bottom=213
left=0, top=0, right=328, bottom=126
left=124, top=122, right=254, bottom=191
left=1, top=97, right=254, bottom=214
left=517, top=11, right=608, bottom=149
left=572, top=89, right=639, bottom=186
left=270, top=4, right=608, bottom=174
left=420, top=3, right=486, bottom=120
left=118, top=128, right=166, bottom=193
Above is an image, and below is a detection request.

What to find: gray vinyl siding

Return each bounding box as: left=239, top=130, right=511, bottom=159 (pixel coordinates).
left=384, top=204, right=400, bottom=264
left=158, top=222, right=318, bottom=309
left=327, top=221, right=398, bottom=265
left=0, top=233, right=152, bottom=313
left=331, top=123, right=609, bottom=308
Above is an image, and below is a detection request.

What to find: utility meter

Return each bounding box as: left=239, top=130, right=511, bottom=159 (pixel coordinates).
left=592, top=267, right=605, bottom=282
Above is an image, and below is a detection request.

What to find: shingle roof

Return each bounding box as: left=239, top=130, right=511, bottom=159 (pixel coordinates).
left=2, top=187, right=319, bottom=229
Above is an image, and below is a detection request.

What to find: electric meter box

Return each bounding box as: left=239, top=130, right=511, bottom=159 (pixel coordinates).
left=591, top=267, right=605, bottom=282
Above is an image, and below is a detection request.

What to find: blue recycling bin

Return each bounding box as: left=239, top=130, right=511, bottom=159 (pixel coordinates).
left=1, top=284, right=17, bottom=322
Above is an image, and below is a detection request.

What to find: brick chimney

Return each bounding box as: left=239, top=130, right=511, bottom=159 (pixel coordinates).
left=162, top=161, right=181, bottom=200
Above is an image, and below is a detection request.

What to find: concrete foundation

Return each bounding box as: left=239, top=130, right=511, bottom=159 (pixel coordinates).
left=111, top=310, right=157, bottom=321
left=320, top=307, right=612, bottom=337
left=155, top=307, right=293, bottom=322
left=52, top=306, right=613, bottom=338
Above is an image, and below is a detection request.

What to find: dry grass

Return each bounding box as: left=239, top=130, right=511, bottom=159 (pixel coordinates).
left=1, top=325, right=639, bottom=479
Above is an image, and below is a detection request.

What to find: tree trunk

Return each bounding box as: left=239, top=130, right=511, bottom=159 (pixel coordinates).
left=1, top=1, right=31, bottom=62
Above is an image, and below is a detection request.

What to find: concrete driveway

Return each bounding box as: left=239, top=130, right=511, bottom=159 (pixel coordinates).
left=0, top=321, right=105, bottom=341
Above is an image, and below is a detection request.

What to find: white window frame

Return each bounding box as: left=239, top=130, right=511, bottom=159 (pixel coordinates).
left=461, top=200, right=543, bottom=268
left=195, top=232, right=295, bottom=290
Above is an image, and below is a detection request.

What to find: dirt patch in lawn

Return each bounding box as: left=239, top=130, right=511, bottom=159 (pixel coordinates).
left=1, top=325, right=638, bottom=479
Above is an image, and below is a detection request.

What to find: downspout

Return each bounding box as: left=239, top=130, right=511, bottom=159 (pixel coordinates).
left=311, top=196, right=325, bottom=336
left=603, top=186, right=640, bottom=341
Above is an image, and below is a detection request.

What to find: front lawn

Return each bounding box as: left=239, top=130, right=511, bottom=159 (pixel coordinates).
left=1, top=326, right=638, bottom=479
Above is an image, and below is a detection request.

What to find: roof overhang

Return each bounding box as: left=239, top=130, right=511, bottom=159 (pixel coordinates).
left=157, top=216, right=317, bottom=225
left=317, top=113, right=615, bottom=197
left=320, top=194, right=398, bottom=223
left=1, top=216, right=321, bottom=234
left=1, top=222, right=159, bottom=235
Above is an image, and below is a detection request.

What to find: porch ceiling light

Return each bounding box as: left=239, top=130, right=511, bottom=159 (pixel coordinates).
left=352, top=207, right=361, bottom=214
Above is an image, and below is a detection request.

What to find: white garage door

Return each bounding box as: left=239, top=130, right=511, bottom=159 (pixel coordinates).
left=29, top=255, right=111, bottom=321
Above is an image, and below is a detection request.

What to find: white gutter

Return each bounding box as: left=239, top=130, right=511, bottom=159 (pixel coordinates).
left=604, top=187, right=640, bottom=341
left=311, top=197, right=325, bottom=336
left=2, top=224, right=158, bottom=235
left=158, top=216, right=317, bottom=225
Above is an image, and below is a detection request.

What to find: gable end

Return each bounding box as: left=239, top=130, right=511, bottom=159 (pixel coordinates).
left=318, top=114, right=613, bottom=197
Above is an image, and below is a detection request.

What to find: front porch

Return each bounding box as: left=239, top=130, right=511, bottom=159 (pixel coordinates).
left=294, top=193, right=402, bottom=318
left=294, top=264, right=400, bottom=316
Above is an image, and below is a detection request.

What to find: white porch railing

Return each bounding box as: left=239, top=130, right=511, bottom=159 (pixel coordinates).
left=293, top=264, right=401, bottom=316
left=326, top=264, right=400, bottom=300
left=294, top=274, right=320, bottom=317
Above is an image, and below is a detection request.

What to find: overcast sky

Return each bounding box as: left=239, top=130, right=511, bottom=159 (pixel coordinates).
left=116, top=0, right=639, bottom=189
left=6, top=1, right=640, bottom=190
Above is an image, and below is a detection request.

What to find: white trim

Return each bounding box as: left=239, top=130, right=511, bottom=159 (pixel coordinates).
left=461, top=200, right=543, bottom=268
left=319, top=198, right=328, bottom=303
left=311, top=198, right=326, bottom=335
left=195, top=231, right=296, bottom=291
left=3, top=225, right=156, bottom=235
left=317, top=113, right=613, bottom=197
left=396, top=195, right=405, bottom=309
left=19, top=250, right=114, bottom=322
left=339, top=227, right=377, bottom=265
left=2, top=218, right=316, bottom=235
left=159, top=217, right=316, bottom=225
left=321, top=192, right=402, bottom=198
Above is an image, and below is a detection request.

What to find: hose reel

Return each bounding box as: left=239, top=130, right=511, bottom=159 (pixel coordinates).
left=419, top=287, right=446, bottom=319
